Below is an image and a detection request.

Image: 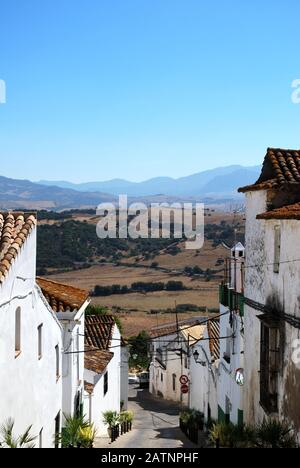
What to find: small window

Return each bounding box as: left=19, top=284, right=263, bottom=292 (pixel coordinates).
left=161, top=372, right=163, bottom=382
left=38, top=324, right=43, bottom=359
left=273, top=226, right=281, bottom=273
left=104, top=372, right=108, bottom=396
left=172, top=374, right=176, bottom=392
left=15, top=307, right=21, bottom=357
left=39, top=428, right=43, bottom=449
left=55, top=345, right=60, bottom=380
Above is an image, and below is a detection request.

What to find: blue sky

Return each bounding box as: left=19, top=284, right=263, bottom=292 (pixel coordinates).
left=0, top=0, right=300, bottom=182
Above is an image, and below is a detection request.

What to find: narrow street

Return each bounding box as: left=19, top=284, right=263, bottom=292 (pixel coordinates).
left=94, top=385, right=197, bottom=449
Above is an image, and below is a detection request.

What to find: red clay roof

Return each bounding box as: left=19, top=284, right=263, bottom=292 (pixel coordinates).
left=84, top=381, right=95, bottom=395
left=207, top=319, right=220, bottom=360
left=85, top=315, right=116, bottom=350
left=150, top=318, right=204, bottom=339
left=0, top=212, right=36, bottom=284
left=238, top=148, right=300, bottom=193
left=37, top=277, right=89, bottom=312
left=84, top=348, right=114, bottom=375
left=257, top=202, right=300, bottom=220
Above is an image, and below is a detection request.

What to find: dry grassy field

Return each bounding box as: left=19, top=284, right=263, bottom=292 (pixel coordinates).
left=49, top=241, right=224, bottom=337
left=44, top=209, right=244, bottom=337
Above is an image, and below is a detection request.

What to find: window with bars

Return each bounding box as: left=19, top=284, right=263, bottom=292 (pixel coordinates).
left=260, top=319, right=280, bottom=414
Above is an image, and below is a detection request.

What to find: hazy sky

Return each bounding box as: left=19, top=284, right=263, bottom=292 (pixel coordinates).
left=0, top=0, right=300, bottom=182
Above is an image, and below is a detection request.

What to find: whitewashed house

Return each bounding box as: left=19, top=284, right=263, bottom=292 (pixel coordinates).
left=217, top=243, right=245, bottom=425
left=36, top=277, right=90, bottom=420
left=189, top=318, right=220, bottom=422
left=83, top=315, right=128, bottom=435
left=149, top=319, right=206, bottom=405
left=238, top=148, right=300, bottom=440
left=0, top=213, right=63, bottom=448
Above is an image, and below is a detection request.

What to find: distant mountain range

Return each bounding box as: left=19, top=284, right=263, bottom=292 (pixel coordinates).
left=0, top=176, right=116, bottom=210
left=39, top=165, right=261, bottom=198
left=0, top=165, right=261, bottom=210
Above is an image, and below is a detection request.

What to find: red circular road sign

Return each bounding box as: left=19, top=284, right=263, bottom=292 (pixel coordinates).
left=179, top=375, right=189, bottom=385
left=181, top=384, right=189, bottom=394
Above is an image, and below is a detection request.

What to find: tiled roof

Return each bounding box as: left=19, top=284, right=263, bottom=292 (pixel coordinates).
left=207, top=319, right=220, bottom=361
left=150, top=318, right=205, bottom=339
left=84, top=348, right=114, bottom=375
left=238, top=148, right=300, bottom=193
left=84, top=381, right=95, bottom=395
left=257, top=202, right=300, bottom=220
left=0, top=212, right=36, bottom=284
left=85, top=315, right=116, bottom=350
left=37, top=277, right=89, bottom=312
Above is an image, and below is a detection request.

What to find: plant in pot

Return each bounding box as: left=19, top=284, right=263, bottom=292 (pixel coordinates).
left=102, top=411, right=119, bottom=439
left=78, top=424, right=97, bottom=448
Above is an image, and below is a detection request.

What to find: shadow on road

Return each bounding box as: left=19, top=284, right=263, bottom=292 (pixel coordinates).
left=128, top=385, right=183, bottom=417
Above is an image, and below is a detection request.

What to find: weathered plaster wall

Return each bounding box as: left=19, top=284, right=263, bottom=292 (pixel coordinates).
left=243, top=190, right=268, bottom=425
left=243, top=190, right=300, bottom=439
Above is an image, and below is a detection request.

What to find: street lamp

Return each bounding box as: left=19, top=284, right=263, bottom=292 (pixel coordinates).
left=193, top=349, right=207, bottom=367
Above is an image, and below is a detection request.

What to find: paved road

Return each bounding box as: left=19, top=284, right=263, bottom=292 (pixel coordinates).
left=95, top=385, right=197, bottom=449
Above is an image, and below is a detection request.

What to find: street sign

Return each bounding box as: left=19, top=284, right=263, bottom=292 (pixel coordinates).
left=181, top=384, right=189, bottom=394
left=179, top=375, right=189, bottom=385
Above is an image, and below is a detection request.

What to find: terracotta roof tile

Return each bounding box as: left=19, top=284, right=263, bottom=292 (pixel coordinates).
left=85, top=315, right=116, bottom=350
left=84, top=348, right=114, bottom=375
left=0, top=212, right=36, bottom=284
left=37, top=277, right=89, bottom=312
left=257, top=202, right=300, bottom=220
left=238, top=148, right=300, bottom=193
left=84, top=381, right=95, bottom=395
left=207, top=319, right=220, bottom=361
left=150, top=318, right=205, bottom=339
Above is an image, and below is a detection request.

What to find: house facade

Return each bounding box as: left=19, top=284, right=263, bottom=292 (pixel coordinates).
left=36, top=277, right=90, bottom=420
left=217, top=243, right=245, bottom=425
left=238, top=148, right=300, bottom=440
left=149, top=319, right=206, bottom=405
left=189, top=318, right=220, bottom=422
left=83, top=314, right=128, bottom=435
left=189, top=244, right=244, bottom=425
left=0, top=213, right=63, bottom=448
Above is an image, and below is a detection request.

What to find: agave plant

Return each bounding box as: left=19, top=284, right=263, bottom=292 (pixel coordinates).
left=0, top=419, right=36, bottom=448
left=57, top=414, right=91, bottom=448
left=255, top=419, right=298, bottom=448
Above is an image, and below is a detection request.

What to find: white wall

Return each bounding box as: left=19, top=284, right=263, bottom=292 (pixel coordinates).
left=189, top=328, right=218, bottom=421
left=59, top=306, right=87, bottom=420
left=0, top=230, right=63, bottom=448
left=218, top=305, right=244, bottom=424
left=149, top=334, right=189, bottom=405
left=243, top=189, right=300, bottom=439
left=83, top=325, right=122, bottom=435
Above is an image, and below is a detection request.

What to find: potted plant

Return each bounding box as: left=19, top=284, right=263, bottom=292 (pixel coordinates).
left=78, top=424, right=97, bottom=448
left=102, top=411, right=119, bottom=439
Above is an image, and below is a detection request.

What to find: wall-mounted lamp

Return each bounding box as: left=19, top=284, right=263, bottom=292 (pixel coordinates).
left=193, top=349, right=207, bottom=366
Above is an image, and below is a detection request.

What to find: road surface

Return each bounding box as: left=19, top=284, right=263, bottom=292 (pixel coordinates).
left=94, top=385, right=197, bottom=449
